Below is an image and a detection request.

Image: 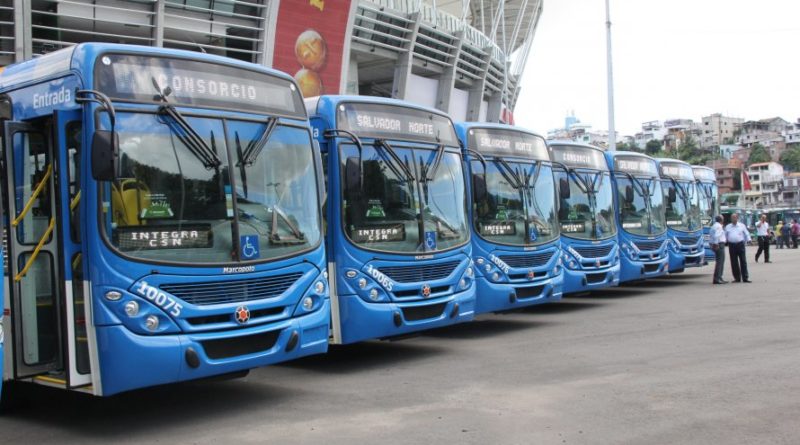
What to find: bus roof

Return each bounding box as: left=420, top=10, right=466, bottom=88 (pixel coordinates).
left=0, top=42, right=297, bottom=92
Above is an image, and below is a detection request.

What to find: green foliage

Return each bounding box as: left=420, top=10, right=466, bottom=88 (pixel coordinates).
left=779, top=146, right=800, bottom=172
left=616, top=141, right=642, bottom=152
left=747, top=143, right=771, bottom=165
left=645, top=139, right=663, bottom=155
left=674, top=135, right=714, bottom=165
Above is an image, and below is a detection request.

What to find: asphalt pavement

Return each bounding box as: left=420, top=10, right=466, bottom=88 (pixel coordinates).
left=2, top=248, right=799, bottom=444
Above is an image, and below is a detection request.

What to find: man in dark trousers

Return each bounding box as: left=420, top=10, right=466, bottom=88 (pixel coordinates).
left=754, top=214, right=771, bottom=263
left=725, top=213, right=751, bottom=283
left=710, top=215, right=727, bottom=284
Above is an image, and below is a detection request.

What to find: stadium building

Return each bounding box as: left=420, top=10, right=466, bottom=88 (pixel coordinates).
left=0, top=0, right=541, bottom=122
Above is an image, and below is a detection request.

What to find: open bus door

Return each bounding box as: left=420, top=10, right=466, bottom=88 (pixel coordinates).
left=1, top=109, right=91, bottom=394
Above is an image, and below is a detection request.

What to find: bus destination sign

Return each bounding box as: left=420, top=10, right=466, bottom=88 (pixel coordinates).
left=95, top=54, right=306, bottom=117
left=550, top=145, right=608, bottom=170
left=614, top=155, right=658, bottom=176
left=336, top=102, right=459, bottom=146
left=659, top=162, right=694, bottom=180
left=561, top=222, right=587, bottom=233
left=479, top=221, right=516, bottom=236
left=352, top=224, right=406, bottom=243
left=114, top=224, right=213, bottom=251
left=692, top=167, right=715, bottom=181
left=468, top=128, right=550, bottom=160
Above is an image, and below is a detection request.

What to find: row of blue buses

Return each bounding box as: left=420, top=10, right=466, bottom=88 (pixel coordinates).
left=0, top=43, right=714, bottom=406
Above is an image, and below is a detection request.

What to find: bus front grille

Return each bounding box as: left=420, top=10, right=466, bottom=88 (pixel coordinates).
left=200, top=330, right=281, bottom=359
left=160, top=272, right=304, bottom=306
left=401, top=302, right=447, bottom=321
left=633, top=240, right=663, bottom=252
left=677, top=236, right=701, bottom=246
left=573, top=245, right=613, bottom=258
left=499, top=251, right=554, bottom=268
left=379, top=261, right=459, bottom=283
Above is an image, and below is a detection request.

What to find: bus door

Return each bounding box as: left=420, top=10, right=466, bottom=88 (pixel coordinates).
left=1, top=110, right=89, bottom=386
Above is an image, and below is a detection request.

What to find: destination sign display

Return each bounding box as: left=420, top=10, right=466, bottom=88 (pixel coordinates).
left=561, top=222, right=587, bottom=233
left=659, top=162, right=694, bottom=180
left=479, top=221, right=517, bottom=236
left=614, top=155, right=658, bottom=176
left=351, top=224, right=406, bottom=243
left=336, top=102, right=459, bottom=146
left=468, top=128, right=550, bottom=160
left=550, top=145, right=608, bottom=170
left=114, top=224, right=213, bottom=251
left=692, top=167, right=716, bottom=181
left=95, top=54, right=306, bottom=117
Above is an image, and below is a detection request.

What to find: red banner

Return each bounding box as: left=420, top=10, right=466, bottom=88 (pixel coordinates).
left=272, top=0, right=353, bottom=98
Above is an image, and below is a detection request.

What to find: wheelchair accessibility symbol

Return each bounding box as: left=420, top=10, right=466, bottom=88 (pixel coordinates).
left=240, top=235, right=260, bottom=260
left=424, top=231, right=437, bottom=251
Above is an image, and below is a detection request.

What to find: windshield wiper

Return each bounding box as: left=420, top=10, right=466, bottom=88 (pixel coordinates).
left=374, top=139, right=415, bottom=183
left=270, top=205, right=306, bottom=245
left=239, top=117, right=278, bottom=166
left=152, top=78, right=221, bottom=170
left=234, top=132, right=249, bottom=198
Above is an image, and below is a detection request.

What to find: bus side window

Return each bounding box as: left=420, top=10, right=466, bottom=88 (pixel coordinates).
left=66, top=122, right=82, bottom=243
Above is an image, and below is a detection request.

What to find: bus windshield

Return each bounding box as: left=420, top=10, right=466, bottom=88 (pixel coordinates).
left=472, top=160, right=559, bottom=246
left=556, top=170, right=617, bottom=240
left=615, top=176, right=666, bottom=236
left=340, top=143, right=468, bottom=253
left=104, top=111, right=320, bottom=264
left=663, top=180, right=701, bottom=232
left=696, top=182, right=718, bottom=226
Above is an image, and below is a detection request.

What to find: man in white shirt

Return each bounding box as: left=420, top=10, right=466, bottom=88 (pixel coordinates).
left=724, top=213, right=752, bottom=283
left=710, top=215, right=727, bottom=284
left=754, top=214, right=771, bottom=263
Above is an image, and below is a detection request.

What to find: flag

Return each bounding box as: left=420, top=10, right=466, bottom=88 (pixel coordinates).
left=742, top=169, right=752, bottom=191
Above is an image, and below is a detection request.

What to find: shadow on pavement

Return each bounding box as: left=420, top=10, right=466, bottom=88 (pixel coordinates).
left=517, top=301, right=605, bottom=314
left=279, top=340, right=445, bottom=374
left=571, top=287, right=656, bottom=299
left=3, top=377, right=288, bottom=438
left=421, top=317, right=553, bottom=340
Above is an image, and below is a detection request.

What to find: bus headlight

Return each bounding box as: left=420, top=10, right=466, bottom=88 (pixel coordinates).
left=484, top=263, right=492, bottom=273
left=465, top=266, right=474, bottom=278
left=105, top=291, right=122, bottom=301
left=314, top=280, right=325, bottom=294
left=476, top=258, right=485, bottom=265
left=145, top=315, right=160, bottom=331
left=492, top=272, right=501, bottom=281
left=302, top=296, right=314, bottom=310
left=459, top=278, right=467, bottom=289
left=369, top=288, right=380, bottom=300
left=124, top=301, right=140, bottom=317
left=358, top=278, right=367, bottom=289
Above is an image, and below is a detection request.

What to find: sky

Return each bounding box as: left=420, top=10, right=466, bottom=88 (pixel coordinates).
left=515, top=0, right=800, bottom=137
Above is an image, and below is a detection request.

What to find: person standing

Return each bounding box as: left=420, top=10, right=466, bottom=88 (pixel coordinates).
left=710, top=215, right=727, bottom=284
left=781, top=220, right=792, bottom=249
left=754, top=214, right=771, bottom=263
left=776, top=220, right=785, bottom=249
left=725, top=213, right=752, bottom=283
left=792, top=219, right=800, bottom=249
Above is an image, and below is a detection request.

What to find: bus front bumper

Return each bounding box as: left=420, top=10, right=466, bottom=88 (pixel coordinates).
left=474, top=274, right=563, bottom=314
left=619, top=256, right=669, bottom=283
left=563, top=265, right=620, bottom=294
left=668, top=250, right=705, bottom=274
left=336, top=287, right=476, bottom=344
left=95, top=299, right=330, bottom=396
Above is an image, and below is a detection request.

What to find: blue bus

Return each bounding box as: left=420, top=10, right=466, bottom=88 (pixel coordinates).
left=0, top=43, right=330, bottom=400
left=605, top=152, right=669, bottom=282
left=456, top=123, right=562, bottom=313
left=692, top=165, right=719, bottom=262
left=549, top=142, right=620, bottom=293
left=656, top=159, right=705, bottom=272
left=307, top=96, right=475, bottom=344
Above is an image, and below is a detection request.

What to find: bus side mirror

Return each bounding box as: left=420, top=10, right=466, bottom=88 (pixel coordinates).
left=625, top=185, right=634, bottom=203
left=559, top=177, right=570, bottom=200
left=344, top=157, right=361, bottom=196
left=91, top=130, right=119, bottom=181
left=668, top=187, right=677, bottom=203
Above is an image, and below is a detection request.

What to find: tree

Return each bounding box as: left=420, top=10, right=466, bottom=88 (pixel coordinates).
left=645, top=139, right=663, bottom=155
left=747, top=143, right=771, bottom=165
left=676, top=135, right=712, bottom=165
left=616, top=141, right=641, bottom=152
left=780, top=146, right=800, bottom=172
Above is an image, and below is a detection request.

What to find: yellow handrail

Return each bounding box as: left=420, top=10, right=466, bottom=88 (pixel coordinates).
left=15, top=217, right=55, bottom=282
left=12, top=164, right=52, bottom=227
left=70, top=190, right=81, bottom=211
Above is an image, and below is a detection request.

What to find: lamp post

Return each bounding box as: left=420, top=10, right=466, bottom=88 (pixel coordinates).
left=605, top=0, right=616, bottom=151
